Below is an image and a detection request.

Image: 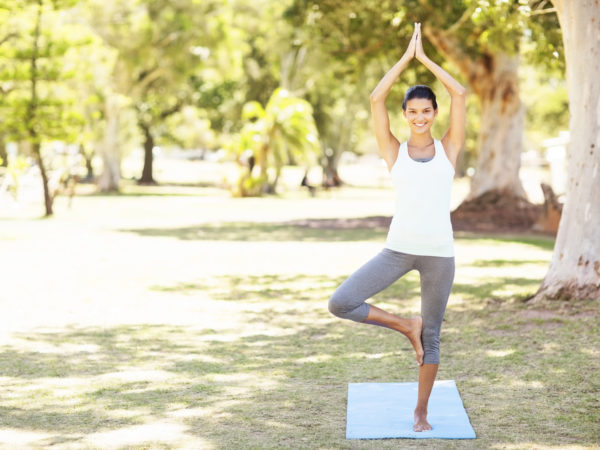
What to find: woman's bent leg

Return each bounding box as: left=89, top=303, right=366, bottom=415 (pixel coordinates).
left=328, top=249, right=413, bottom=321
left=328, top=249, right=425, bottom=364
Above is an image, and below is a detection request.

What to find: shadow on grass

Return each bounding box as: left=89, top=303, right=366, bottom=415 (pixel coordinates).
left=1, top=271, right=596, bottom=447
left=453, top=276, right=543, bottom=302
left=117, top=219, right=558, bottom=249
left=455, top=232, right=555, bottom=251
left=470, top=259, right=550, bottom=267
left=118, top=217, right=391, bottom=242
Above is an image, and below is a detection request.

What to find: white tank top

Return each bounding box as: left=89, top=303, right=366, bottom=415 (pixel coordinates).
left=385, top=139, right=455, bottom=257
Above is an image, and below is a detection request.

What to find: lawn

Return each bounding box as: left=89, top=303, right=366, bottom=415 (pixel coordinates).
left=0, top=174, right=598, bottom=449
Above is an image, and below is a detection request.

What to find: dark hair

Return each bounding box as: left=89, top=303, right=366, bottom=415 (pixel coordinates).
left=402, top=85, right=437, bottom=111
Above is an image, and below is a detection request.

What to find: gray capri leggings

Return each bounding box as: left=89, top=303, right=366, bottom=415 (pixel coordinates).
left=328, top=248, right=455, bottom=364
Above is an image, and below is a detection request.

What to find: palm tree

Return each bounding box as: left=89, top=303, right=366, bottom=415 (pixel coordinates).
left=234, top=88, right=320, bottom=196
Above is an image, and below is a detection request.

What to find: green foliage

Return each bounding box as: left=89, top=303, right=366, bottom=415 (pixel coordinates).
left=0, top=0, right=91, bottom=144
left=521, top=65, right=568, bottom=149
left=231, top=87, right=321, bottom=196
left=2, top=154, right=30, bottom=200
left=284, top=0, right=565, bottom=173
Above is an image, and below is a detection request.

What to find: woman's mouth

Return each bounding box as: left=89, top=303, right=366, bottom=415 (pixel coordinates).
left=414, top=122, right=427, bottom=128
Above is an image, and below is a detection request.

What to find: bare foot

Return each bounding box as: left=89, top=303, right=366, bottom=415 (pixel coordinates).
left=406, top=316, right=424, bottom=365
left=413, top=409, right=432, bottom=432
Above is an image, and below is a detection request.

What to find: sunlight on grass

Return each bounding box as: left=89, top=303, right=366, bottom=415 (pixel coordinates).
left=1, top=185, right=598, bottom=448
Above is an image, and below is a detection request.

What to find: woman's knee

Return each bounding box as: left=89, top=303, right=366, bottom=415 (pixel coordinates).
left=328, top=290, right=369, bottom=321
left=328, top=290, right=348, bottom=318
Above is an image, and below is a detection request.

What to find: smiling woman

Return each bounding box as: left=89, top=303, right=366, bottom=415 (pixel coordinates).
left=328, top=22, right=466, bottom=434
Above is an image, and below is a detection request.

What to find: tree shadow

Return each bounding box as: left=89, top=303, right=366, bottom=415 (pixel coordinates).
left=117, top=216, right=391, bottom=242
left=1, top=270, right=595, bottom=447
left=455, top=232, right=555, bottom=251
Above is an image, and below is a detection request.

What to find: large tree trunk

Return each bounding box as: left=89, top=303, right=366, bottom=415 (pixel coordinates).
left=32, top=142, right=53, bottom=216
left=468, top=54, right=525, bottom=199
left=534, top=0, right=600, bottom=301
left=139, top=122, right=156, bottom=184
left=97, top=95, right=121, bottom=192
left=425, top=30, right=526, bottom=200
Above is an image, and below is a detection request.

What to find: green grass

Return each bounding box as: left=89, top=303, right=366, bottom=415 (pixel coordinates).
left=0, top=185, right=598, bottom=449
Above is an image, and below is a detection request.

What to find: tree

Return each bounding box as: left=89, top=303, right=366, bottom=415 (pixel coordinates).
left=0, top=0, right=86, bottom=216
left=231, top=88, right=320, bottom=197
left=285, top=1, right=563, bottom=201
left=534, top=0, right=600, bottom=301
left=86, top=0, right=229, bottom=185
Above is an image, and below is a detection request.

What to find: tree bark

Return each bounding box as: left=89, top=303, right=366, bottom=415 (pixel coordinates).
left=97, top=95, right=121, bottom=192
left=139, top=122, right=156, bottom=184
left=26, top=0, right=52, bottom=216
left=424, top=30, right=526, bottom=200
left=534, top=0, right=600, bottom=301
left=32, top=142, right=53, bottom=216
left=468, top=54, right=526, bottom=199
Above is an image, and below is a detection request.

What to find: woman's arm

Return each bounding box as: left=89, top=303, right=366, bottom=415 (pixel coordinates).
left=370, top=25, right=418, bottom=171
left=415, top=23, right=466, bottom=168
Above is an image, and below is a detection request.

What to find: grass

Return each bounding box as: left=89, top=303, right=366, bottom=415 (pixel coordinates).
left=0, top=176, right=598, bottom=449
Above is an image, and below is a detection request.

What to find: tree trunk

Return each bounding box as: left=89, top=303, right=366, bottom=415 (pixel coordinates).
left=32, top=142, right=53, bottom=216
left=424, top=30, right=526, bottom=200
left=322, top=146, right=343, bottom=188
left=139, top=122, right=156, bottom=185
left=0, top=135, right=7, bottom=167
left=97, top=95, right=121, bottom=192
left=468, top=54, right=526, bottom=199
left=79, top=144, right=94, bottom=182
left=534, top=0, right=600, bottom=301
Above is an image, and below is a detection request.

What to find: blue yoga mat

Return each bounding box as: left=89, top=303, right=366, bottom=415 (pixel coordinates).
left=346, top=380, right=476, bottom=439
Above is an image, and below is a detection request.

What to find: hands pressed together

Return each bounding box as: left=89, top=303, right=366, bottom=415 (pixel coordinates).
left=404, top=22, right=426, bottom=61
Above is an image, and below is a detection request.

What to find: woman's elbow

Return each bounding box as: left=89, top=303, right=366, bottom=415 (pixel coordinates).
left=369, top=91, right=384, bottom=103
left=454, top=86, right=466, bottom=97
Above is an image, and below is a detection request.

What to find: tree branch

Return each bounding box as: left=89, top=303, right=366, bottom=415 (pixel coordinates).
left=0, top=32, right=18, bottom=47
left=549, top=0, right=563, bottom=16
left=160, top=98, right=184, bottom=119
left=421, top=26, right=478, bottom=78
left=446, top=5, right=477, bottom=34
left=529, top=7, right=557, bottom=16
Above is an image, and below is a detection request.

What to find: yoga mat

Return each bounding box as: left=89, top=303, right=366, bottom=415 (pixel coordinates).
left=346, top=380, right=476, bottom=439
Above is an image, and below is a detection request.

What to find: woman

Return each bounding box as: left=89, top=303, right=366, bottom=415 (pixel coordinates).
left=328, top=23, right=465, bottom=432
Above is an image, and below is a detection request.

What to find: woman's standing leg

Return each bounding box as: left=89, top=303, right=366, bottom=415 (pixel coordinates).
left=413, top=255, right=455, bottom=431
left=328, top=249, right=425, bottom=364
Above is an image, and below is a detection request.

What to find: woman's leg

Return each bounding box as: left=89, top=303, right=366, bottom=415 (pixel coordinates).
left=413, top=255, right=455, bottom=431
left=328, top=249, right=424, bottom=363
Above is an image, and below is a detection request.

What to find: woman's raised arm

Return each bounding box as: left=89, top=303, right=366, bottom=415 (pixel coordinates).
left=415, top=23, right=466, bottom=167
left=370, top=24, right=419, bottom=171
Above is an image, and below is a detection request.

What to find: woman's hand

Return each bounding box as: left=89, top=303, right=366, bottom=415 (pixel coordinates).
left=403, top=23, right=419, bottom=60
left=415, top=22, right=427, bottom=61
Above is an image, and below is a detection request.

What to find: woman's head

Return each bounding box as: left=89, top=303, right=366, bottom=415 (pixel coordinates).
left=402, top=85, right=438, bottom=136
left=402, top=85, right=437, bottom=111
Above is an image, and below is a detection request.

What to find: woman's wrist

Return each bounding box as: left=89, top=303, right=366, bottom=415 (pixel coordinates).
left=400, top=52, right=413, bottom=65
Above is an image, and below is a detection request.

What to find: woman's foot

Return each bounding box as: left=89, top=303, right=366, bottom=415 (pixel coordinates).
left=413, top=408, right=432, bottom=431
left=363, top=305, right=424, bottom=364
left=405, top=316, right=424, bottom=365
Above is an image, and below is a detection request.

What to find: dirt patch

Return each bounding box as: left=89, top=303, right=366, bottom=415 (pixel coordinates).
left=451, top=190, right=543, bottom=233
left=285, top=191, right=546, bottom=235
left=519, top=309, right=562, bottom=320
left=285, top=216, right=391, bottom=230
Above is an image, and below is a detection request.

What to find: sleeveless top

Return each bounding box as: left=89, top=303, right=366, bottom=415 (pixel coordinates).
left=385, top=139, right=455, bottom=257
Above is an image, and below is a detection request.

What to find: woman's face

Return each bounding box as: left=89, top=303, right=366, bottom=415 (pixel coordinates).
left=403, top=98, right=437, bottom=136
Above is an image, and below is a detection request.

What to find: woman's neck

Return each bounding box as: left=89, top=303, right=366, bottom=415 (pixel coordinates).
left=407, top=134, right=434, bottom=147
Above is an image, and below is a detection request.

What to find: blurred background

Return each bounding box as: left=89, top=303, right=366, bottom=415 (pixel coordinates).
left=0, top=0, right=568, bottom=221
left=2, top=3, right=600, bottom=448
